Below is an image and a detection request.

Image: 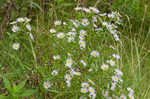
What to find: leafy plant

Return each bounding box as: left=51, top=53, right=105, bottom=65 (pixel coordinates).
left=0, top=74, right=37, bottom=99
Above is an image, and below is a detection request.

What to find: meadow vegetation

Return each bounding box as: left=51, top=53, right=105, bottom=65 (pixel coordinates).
left=0, top=0, right=150, bottom=99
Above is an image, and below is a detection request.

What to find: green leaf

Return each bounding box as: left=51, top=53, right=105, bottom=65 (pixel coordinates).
left=0, top=74, right=11, bottom=91
left=20, top=89, right=37, bottom=97
left=29, top=1, right=43, bottom=12
left=13, top=80, right=26, bottom=93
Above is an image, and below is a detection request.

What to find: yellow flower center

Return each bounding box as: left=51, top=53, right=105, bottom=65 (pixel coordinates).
left=56, top=22, right=60, bottom=25
left=45, top=83, right=49, bottom=87
left=68, top=60, right=71, bottom=63
left=110, top=62, right=114, bottom=65
left=80, top=42, right=84, bottom=45
left=83, top=21, right=87, bottom=24
left=59, top=34, right=63, bottom=38
left=82, top=89, right=86, bottom=93
left=14, top=45, right=18, bottom=49
left=93, top=52, right=96, bottom=56
left=104, top=67, right=107, bottom=70
left=14, top=28, right=17, bottom=31
left=89, top=89, right=93, bottom=93
left=52, top=30, right=55, bottom=32
left=20, top=19, right=23, bottom=21
left=81, top=32, right=85, bottom=36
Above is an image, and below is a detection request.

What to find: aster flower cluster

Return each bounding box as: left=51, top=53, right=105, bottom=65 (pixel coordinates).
left=9, top=6, right=135, bottom=99
left=10, top=17, right=33, bottom=50
left=74, top=7, right=121, bottom=42
left=80, top=81, right=96, bottom=99
left=44, top=6, right=135, bottom=98
left=100, top=53, right=135, bottom=98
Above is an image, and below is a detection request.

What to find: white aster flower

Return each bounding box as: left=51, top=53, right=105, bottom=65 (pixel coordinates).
left=101, top=64, right=109, bottom=71
left=112, top=76, right=118, bottom=82
left=88, top=87, right=95, bottom=93
left=102, top=22, right=108, bottom=26
left=50, top=28, right=56, bottom=33
left=107, top=59, right=115, bottom=66
left=80, top=30, right=87, bottom=37
left=17, top=17, right=25, bottom=23
left=65, top=74, right=71, bottom=81
left=115, top=69, right=123, bottom=76
left=57, top=33, right=65, bottom=39
left=79, top=40, right=86, bottom=49
left=53, top=55, right=60, bottom=60
left=12, top=25, right=19, bottom=32
left=54, top=20, right=61, bottom=26
left=65, top=58, right=73, bottom=68
left=81, top=18, right=89, bottom=26
left=90, top=51, right=99, bottom=57
left=51, top=70, right=58, bottom=75
left=12, top=43, right=20, bottom=50
left=81, top=88, right=88, bottom=93
left=43, top=81, right=51, bottom=89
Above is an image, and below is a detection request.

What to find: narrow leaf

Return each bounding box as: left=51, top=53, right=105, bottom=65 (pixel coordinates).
left=20, top=89, right=37, bottom=97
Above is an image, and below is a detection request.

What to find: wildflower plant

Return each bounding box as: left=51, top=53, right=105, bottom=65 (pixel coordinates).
left=1, top=6, right=136, bottom=99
